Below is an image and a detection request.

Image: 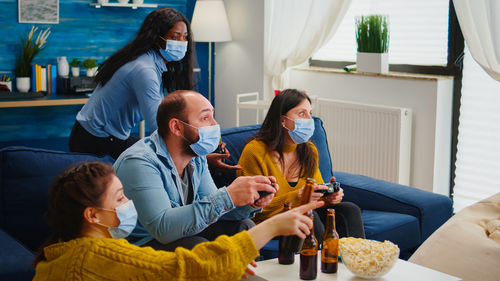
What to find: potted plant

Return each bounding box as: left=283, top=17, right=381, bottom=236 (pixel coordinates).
left=83, top=58, right=98, bottom=77
left=15, top=26, right=50, bottom=92
left=69, top=58, right=81, bottom=77
left=355, top=14, right=389, bottom=74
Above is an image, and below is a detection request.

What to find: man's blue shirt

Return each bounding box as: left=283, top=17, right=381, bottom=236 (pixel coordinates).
left=114, top=130, right=258, bottom=245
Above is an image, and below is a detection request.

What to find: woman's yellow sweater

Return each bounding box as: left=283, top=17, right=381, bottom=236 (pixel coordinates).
left=33, top=231, right=259, bottom=281
left=237, top=139, right=324, bottom=224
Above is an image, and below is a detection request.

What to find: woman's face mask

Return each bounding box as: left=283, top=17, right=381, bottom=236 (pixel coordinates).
left=96, top=200, right=138, bottom=239
left=159, top=38, right=188, bottom=62
left=283, top=116, right=315, bottom=144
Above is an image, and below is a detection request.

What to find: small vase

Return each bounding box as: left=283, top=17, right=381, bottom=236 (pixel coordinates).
left=356, top=52, right=389, bottom=74
left=57, top=56, right=69, bottom=78
left=86, top=67, right=98, bottom=77
left=16, top=77, right=30, bottom=93
left=71, top=67, right=80, bottom=77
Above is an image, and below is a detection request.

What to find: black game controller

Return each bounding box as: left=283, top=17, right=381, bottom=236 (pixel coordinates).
left=314, top=181, right=340, bottom=195
left=255, top=183, right=275, bottom=204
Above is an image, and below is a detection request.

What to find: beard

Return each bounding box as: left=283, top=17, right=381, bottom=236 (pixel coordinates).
left=182, top=127, right=199, bottom=157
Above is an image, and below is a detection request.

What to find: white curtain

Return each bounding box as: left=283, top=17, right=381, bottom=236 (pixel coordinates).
left=264, top=0, right=351, bottom=98
left=453, top=0, right=500, bottom=81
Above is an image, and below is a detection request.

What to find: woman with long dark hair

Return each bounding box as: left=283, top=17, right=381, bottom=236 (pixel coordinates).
left=68, top=8, right=194, bottom=159
left=33, top=161, right=324, bottom=280
left=237, top=89, right=365, bottom=240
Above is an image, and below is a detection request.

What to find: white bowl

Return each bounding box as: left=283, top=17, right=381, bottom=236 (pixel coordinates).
left=339, top=238, right=399, bottom=279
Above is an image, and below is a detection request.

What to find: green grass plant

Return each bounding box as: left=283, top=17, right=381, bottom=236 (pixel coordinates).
left=355, top=14, right=389, bottom=53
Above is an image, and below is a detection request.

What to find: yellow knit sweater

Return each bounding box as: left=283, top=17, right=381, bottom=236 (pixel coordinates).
left=237, top=139, right=324, bottom=224
left=33, top=231, right=259, bottom=281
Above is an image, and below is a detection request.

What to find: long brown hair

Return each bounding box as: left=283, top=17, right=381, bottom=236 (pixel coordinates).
left=33, top=162, right=115, bottom=266
left=95, top=8, right=194, bottom=93
left=254, top=89, right=316, bottom=179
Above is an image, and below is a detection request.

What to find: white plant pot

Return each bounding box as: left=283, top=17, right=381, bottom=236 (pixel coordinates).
left=356, top=52, right=389, bottom=74
left=132, top=0, right=143, bottom=4
left=98, top=0, right=109, bottom=3
left=118, top=0, right=129, bottom=4
left=16, top=77, right=30, bottom=93
left=71, top=67, right=80, bottom=77
left=86, top=67, right=98, bottom=77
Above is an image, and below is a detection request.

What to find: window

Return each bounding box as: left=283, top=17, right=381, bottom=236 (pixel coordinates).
left=312, top=0, right=449, bottom=66
left=453, top=46, right=500, bottom=212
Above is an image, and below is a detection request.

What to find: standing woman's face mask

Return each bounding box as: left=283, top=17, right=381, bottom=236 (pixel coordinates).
left=92, top=176, right=138, bottom=239
left=282, top=99, right=315, bottom=144
left=159, top=21, right=188, bottom=62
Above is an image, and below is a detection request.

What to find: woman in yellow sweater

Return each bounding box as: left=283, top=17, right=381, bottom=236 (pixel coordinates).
left=237, top=89, right=365, bottom=240
left=33, top=161, right=323, bottom=281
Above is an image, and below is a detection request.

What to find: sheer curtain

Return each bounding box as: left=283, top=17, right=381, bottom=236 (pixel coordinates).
left=264, top=0, right=351, bottom=99
left=453, top=0, right=500, bottom=81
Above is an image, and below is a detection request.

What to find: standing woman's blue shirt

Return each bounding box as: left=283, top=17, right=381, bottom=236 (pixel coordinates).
left=77, top=50, right=167, bottom=140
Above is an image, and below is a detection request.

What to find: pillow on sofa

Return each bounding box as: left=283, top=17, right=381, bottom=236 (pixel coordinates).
left=0, top=146, right=114, bottom=252
left=409, top=193, right=500, bottom=281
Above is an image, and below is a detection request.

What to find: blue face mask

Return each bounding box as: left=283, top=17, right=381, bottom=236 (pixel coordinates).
left=283, top=116, right=315, bottom=144
left=181, top=120, right=221, bottom=156
left=159, top=38, right=188, bottom=61
left=97, top=200, right=138, bottom=239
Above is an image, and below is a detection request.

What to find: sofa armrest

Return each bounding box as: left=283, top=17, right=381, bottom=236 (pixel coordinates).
left=332, top=171, right=453, bottom=241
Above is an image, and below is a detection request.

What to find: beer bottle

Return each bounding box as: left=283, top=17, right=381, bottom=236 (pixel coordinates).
left=286, top=178, right=316, bottom=254
left=321, top=209, right=339, bottom=273
left=279, top=202, right=295, bottom=264
left=299, top=210, right=318, bottom=280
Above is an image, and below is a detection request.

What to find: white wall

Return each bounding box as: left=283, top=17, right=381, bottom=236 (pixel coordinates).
left=289, top=67, right=454, bottom=194
left=214, top=0, right=265, bottom=129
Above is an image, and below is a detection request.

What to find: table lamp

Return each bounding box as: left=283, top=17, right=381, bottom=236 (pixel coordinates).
left=191, top=0, right=232, bottom=104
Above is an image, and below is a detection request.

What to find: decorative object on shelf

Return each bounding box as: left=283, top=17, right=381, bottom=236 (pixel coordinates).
left=15, top=26, right=51, bottom=92
left=69, top=58, right=81, bottom=77
left=97, top=0, right=108, bottom=4
left=83, top=59, right=98, bottom=77
left=355, top=14, right=389, bottom=74
left=118, top=0, right=129, bottom=3
left=18, top=0, right=59, bottom=24
left=191, top=0, right=232, bottom=104
left=132, top=0, right=143, bottom=4
left=57, top=56, right=69, bottom=78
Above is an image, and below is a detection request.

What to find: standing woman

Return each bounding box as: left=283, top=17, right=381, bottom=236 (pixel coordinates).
left=69, top=8, right=194, bottom=159
left=237, top=89, right=365, bottom=240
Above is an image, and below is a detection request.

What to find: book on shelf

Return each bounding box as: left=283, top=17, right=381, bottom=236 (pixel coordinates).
left=30, top=64, right=57, bottom=93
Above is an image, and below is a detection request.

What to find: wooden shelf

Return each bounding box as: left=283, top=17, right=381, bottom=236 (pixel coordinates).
left=89, top=2, right=158, bottom=9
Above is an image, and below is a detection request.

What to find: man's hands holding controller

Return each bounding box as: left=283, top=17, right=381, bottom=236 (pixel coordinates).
left=226, top=176, right=278, bottom=209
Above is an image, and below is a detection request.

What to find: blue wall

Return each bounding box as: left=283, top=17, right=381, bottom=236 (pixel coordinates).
left=0, top=0, right=211, bottom=148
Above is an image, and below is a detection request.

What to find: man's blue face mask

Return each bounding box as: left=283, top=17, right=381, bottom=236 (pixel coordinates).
left=180, top=120, right=221, bottom=156
left=159, top=38, right=188, bottom=62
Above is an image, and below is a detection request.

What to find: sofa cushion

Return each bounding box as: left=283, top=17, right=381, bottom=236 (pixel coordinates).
left=362, top=210, right=420, bottom=254
left=409, top=193, right=500, bottom=281
left=0, top=229, right=35, bottom=281
left=0, top=146, right=114, bottom=252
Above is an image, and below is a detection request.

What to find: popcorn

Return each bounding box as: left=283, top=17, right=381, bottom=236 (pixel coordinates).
left=339, top=237, right=399, bottom=278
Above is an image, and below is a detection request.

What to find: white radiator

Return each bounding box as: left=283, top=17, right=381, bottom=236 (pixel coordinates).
left=312, top=98, right=412, bottom=185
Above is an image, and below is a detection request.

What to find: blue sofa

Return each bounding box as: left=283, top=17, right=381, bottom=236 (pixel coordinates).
left=0, top=117, right=453, bottom=279
left=0, top=147, right=113, bottom=281
left=211, top=117, right=453, bottom=260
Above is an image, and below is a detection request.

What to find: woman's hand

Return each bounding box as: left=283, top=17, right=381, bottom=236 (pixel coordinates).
left=241, top=261, right=257, bottom=279
left=324, top=176, right=343, bottom=205
left=298, top=183, right=327, bottom=202
left=247, top=201, right=324, bottom=249
left=206, top=142, right=242, bottom=172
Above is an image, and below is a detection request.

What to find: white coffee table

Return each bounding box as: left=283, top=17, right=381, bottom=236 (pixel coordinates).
left=245, top=254, right=461, bottom=281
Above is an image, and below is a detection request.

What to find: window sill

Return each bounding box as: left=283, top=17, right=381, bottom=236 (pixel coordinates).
left=293, top=66, right=454, bottom=81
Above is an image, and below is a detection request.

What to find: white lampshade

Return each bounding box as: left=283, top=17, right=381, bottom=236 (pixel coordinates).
left=191, top=0, right=232, bottom=42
